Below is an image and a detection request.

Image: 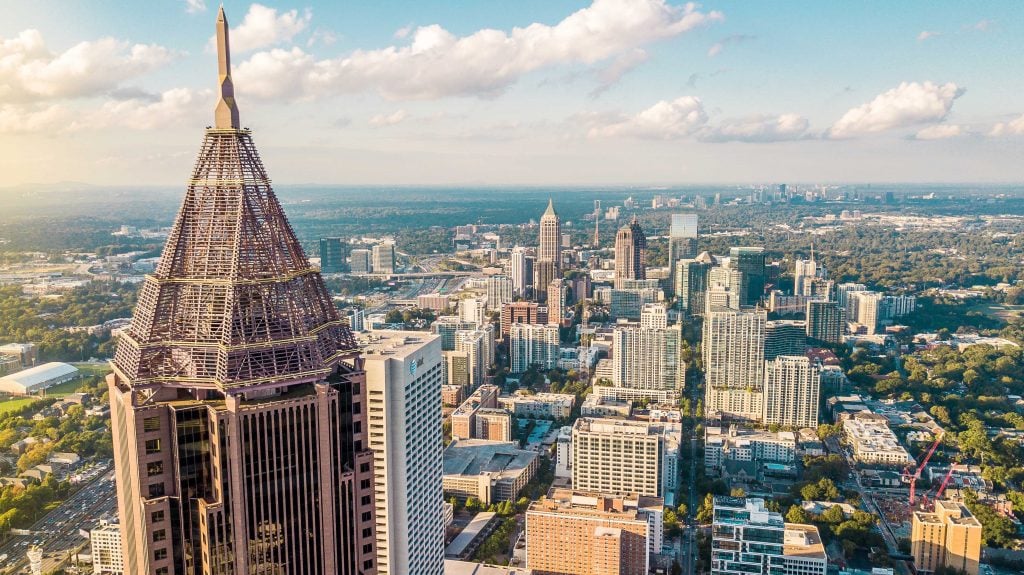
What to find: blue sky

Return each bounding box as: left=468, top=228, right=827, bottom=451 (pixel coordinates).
left=1, top=0, right=1022, bottom=186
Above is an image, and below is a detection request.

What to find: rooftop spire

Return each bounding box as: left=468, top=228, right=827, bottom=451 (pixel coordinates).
left=543, top=197, right=557, bottom=218
left=214, top=6, right=240, bottom=129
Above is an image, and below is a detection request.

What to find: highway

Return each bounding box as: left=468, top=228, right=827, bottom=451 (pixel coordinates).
left=0, top=465, right=117, bottom=574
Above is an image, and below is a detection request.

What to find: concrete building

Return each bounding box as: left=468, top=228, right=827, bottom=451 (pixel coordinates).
left=911, top=499, right=982, bottom=575
left=763, top=356, right=821, bottom=429
left=614, top=216, right=647, bottom=289
left=443, top=351, right=471, bottom=388
left=350, top=248, right=372, bottom=273
left=510, top=247, right=534, bottom=296
left=432, top=317, right=477, bottom=350
left=581, top=395, right=632, bottom=418
left=764, top=320, right=806, bottom=361
left=806, top=301, right=843, bottom=344
left=526, top=489, right=663, bottom=575
left=500, top=302, right=548, bottom=339
left=547, top=279, right=568, bottom=326
left=703, top=307, right=766, bottom=422
left=419, top=293, right=453, bottom=312
left=609, top=322, right=684, bottom=402
left=572, top=418, right=681, bottom=506
left=704, top=426, right=798, bottom=479
left=455, top=327, right=494, bottom=387
left=708, top=266, right=744, bottom=311
left=711, top=497, right=826, bottom=575
left=499, top=391, right=575, bottom=420
left=609, top=287, right=660, bottom=321
left=451, top=385, right=502, bottom=440
left=372, top=242, right=396, bottom=275
left=486, top=275, right=514, bottom=312
left=319, top=237, right=349, bottom=273
left=90, top=520, right=124, bottom=574
left=362, top=332, right=445, bottom=575
left=538, top=199, right=562, bottom=274
left=442, top=384, right=466, bottom=407
left=851, top=291, right=884, bottom=334
left=728, top=247, right=766, bottom=306
left=842, top=412, right=915, bottom=466
left=442, top=440, right=539, bottom=505
left=509, top=323, right=560, bottom=373
left=474, top=409, right=513, bottom=442
left=673, top=259, right=709, bottom=315
left=459, top=297, right=488, bottom=327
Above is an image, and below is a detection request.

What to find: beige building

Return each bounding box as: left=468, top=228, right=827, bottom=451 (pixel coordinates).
left=526, top=489, right=662, bottom=575
left=842, top=412, right=914, bottom=466
left=475, top=408, right=513, bottom=442
left=442, top=440, right=539, bottom=504
left=572, top=418, right=681, bottom=506
left=911, top=499, right=982, bottom=575
left=90, top=521, right=124, bottom=574
left=451, top=385, right=502, bottom=440
left=499, top=391, right=575, bottom=419
left=703, top=306, right=766, bottom=421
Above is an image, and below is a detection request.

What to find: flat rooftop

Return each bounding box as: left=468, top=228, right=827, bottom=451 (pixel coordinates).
left=784, top=523, right=827, bottom=560
left=443, top=439, right=537, bottom=478
left=359, top=330, right=438, bottom=360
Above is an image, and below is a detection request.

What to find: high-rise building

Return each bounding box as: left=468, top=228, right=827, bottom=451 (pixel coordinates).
left=89, top=521, right=124, bottom=575
left=431, top=317, right=476, bottom=350
left=547, top=279, right=568, bottom=326
left=455, top=327, right=493, bottom=387
left=486, top=275, right=514, bottom=311
left=459, top=296, right=487, bottom=327
left=350, top=248, right=372, bottom=273
left=442, top=350, right=470, bottom=387
left=836, top=282, right=867, bottom=311
left=107, top=11, right=378, bottom=574
left=674, top=259, right=709, bottom=315
left=764, top=320, right=806, bottom=361
left=851, top=291, right=884, bottom=334
left=614, top=216, right=647, bottom=288
left=762, top=355, right=820, bottom=429
left=533, top=260, right=557, bottom=302
left=362, top=332, right=445, bottom=575
left=572, top=418, right=681, bottom=506
left=372, top=242, right=396, bottom=275
left=450, top=384, right=504, bottom=440
left=703, top=306, right=767, bottom=421
left=668, top=214, right=699, bottom=261
left=728, top=247, right=766, bottom=306
left=609, top=319, right=684, bottom=402
left=711, top=497, right=826, bottom=575
left=708, top=266, right=744, bottom=309
left=510, top=247, right=534, bottom=296
left=539, top=199, right=562, bottom=271
left=319, top=237, right=349, bottom=273
left=509, top=323, right=560, bottom=373
left=911, top=499, right=982, bottom=575
left=806, top=301, right=843, bottom=344
left=793, top=257, right=817, bottom=297
left=500, top=301, right=548, bottom=338
left=640, top=303, right=668, bottom=329
left=526, top=489, right=663, bottom=575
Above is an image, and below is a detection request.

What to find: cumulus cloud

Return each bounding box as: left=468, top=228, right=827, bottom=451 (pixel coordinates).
left=588, top=96, right=708, bottom=139
left=700, top=113, right=810, bottom=143
left=914, top=124, right=962, bottom=140
left=828, top=81, right=964, bottom=138
left=184, top=0, right=206, bottom=14
left=0, top=104, right=71, bottom=133
left=989, top=114, right=1024, bottom=137
left=707, top=34, right=755, bottom=57
left=917, top=30, right=940, bottom=41
left=0, top=29, right=172, bottom=102
left=368, top=110, right=409, bottom=127
left=213, top=3, right=312, bottom=54
left=77, top=88, right=208, bottom=130
left=233, top=0, right=723, bottom=100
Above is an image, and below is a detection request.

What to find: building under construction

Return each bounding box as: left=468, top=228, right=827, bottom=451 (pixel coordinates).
left=107, top=8, right=378, bottom=575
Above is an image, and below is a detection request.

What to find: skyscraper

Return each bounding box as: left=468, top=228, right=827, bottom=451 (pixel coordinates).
left=539, top=198, right=562, bottom=271
left=572, top=418, right=681, bottom=506
left=764, top=320, right=806, bottom=361
left=319, top=237, right=349, bottom=273
left=674, top=259, right=709, bottom=315
left=614, top=216, right=647, bottom=288
left=107, top=10, right=378, bottom=575
left=703, top=306, right=766, bottom=421
left=728, top=246, right=766, bottom=306
left=762, top=355, right=820, bottom=429
left=547, top=278, right=568, bottom=326
left=668, top=214, right=698, bottom=294
left=509, top=323, right=560, bottom=373
left=486, top=274, right=513, bottom=311
left=806, top=300, right=843, bottom=344
left=608, top=322, right=684, bottom=404
left=362, top=332, right=445, bottom=575
left=372, top=242, right=396, bottom=275
left=510, top=247, right=533, bottom=296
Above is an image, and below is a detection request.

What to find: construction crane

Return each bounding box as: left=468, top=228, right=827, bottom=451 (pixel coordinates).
left=903, top=432, right=944, bottom=505
left=935, top=465, right=957, bottom=500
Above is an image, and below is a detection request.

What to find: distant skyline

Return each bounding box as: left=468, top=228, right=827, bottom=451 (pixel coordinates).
left=1, top=0, right=1023, bottom=186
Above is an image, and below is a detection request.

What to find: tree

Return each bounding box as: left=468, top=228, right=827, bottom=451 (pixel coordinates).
left=821, top=505, right=845, bottom=525
left=676, top=503, right=688, bottom=518
left=786, top=505, right=811, bottom=524
left=663, top=509, right=681, bottom=536
left=729, top=487, right=746, bottom=497
left=465, top=497, right=482, bottom=514
left=696, top=493, right=715, bottom=524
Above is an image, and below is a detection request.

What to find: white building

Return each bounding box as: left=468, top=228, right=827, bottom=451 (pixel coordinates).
left=486, top=275, right=514, bottom=312
left=459, top=297, right=488, bottom=327
left=509, top=323, right=560, bottom=373
left=703, top=307, right=766, bottom=421
left=361, top=331, right=446, bottom=575
left=609, top=323, right=684, bottom=402
left=90, top=521, right=124, bottom=574
left=842, top=413, right=915, bottom=466
left=711, top=497, right=827, bottom=575
left=0, top=362, right=79, bottom=396
left=763, top=356, right=821, bottom=429
left=499, top=391, right=575, bottom=420
left=372, top=242, right=396, bottom=275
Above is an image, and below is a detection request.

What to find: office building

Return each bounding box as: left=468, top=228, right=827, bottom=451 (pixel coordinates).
left=806, top=301, right=843, bottom=344
left=351, top=248, right=372, bottom=273
left=728, top=247, right=766, bottom=306
left=501, top=301, right=548, bottom=338
left=526, top=489, right=663, bottom=575
left=762, top=356, right=820, bottom=429
left=486, top=275, right=514, bottom=312
left=509, top=323, right=560, bottom=373
left=711, top=497, right=827, bottom=575
left=474, top=409, right=513, bottom=442
left=539, top=199, right=562, bottom=272
left=107, top=12, right=378, bottom=574
left=319, top=237, right=349, bottom=273
left=609, top=283, right=660, bottom=321
left=547, top=279, right=568, bottom=326
left=90, top=521, right=124, bottom=574
left=703, top=307, right=767, bottom=421
left=510, top=247, right=534, bottom=296
left=362, top=332, right=445, bottom=575
left=372, top=242, right=396, bottom=275
left=614, top=216, right=647, bottom=288
left=668, top=214, right=699, bottom=290
left=640, top=303, right=668, bottom=329
left=708, top=266, right=744, bottom=310
left=764, top=320, right=806, bottom=360
left=572, top=418, right=681, bottom=506
left=451, top=385, right=502, bottom=440
left=533, top=260, right=557, bottom=302
left=443, top=439, right=539, bottom=505
left=674, top=259, right=709, bottom=315
left=911, top=499, right=982, bottom=575
left=418, top=293, right=453, bottom=312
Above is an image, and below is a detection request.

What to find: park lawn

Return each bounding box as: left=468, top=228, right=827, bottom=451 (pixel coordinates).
left=71, top=362, right=112, bottom=377
left=0, top=396, right=40, bottom=415
left=44, top=378, right=89, bottom=397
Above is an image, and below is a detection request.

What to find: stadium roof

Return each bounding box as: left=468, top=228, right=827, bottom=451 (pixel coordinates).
left=0, top=362, right=78, bottom=395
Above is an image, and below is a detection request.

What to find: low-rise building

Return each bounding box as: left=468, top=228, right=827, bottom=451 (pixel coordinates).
left=704, top=425, right=798, bottom=480
left=711, top=497, right=827, bottom=575
left=498, top=391, right=575, bottom=420
left=442, top=440, right=539, bottom=505
left=842, top=412, right=915, bottom=466
left=451, top=385, right=502, bottom=440
left=581, top=395, right=632, bottom=418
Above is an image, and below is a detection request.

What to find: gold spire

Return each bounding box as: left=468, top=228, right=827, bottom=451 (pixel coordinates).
left=215, top=6, right=240, bottom=129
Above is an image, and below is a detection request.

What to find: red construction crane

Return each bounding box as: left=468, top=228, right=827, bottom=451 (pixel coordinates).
left=935, top=465, right=957, bottom=500
left=904, top=432, right=944, bottom=505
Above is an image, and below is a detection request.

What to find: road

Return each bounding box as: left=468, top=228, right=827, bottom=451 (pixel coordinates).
left=678, top=373, right=703, bottom=575
left=0, top=465, right=117, bottom=574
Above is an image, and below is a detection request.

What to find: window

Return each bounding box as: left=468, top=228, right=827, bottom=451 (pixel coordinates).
left=361, top=511, right=372, bottom=521
left=147, top=461, right=164, bottom=477
left=143, top=417, right=161, bottom=432
left=144, top=439, right=161, bottom=454
left=362, top=527, right=372, bottom=538
left=156, top=569, right=169, bottom=575
left=154, top=548, right=167, bottom=561
left=363, top=560, right=374, bottom=571
left=148, top=483, right=165, bottom=497
left=362, top=543, right=373, bottom=554
left=360, top=462, right=370, bottom=473
left=151, top=510, right=165, bottom=523
left=360, top=478, right=371, bottom=489
left=153, top=529, right=166, bottom=542
left=361, top=495, right=371, bottom=505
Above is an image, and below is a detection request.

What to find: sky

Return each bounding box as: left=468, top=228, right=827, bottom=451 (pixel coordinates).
left=0, top=0, right=1022, bottom=187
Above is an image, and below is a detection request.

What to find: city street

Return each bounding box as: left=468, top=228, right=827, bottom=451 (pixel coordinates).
left=0, top=466, right=117, bottom=574
left=679, top=372, right=703, bottom=575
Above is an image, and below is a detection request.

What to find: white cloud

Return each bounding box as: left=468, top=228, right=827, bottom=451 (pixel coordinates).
left=307, top=28, right=337, bottom=48
left=394, top=25, right=414, bottom=39
left=214, top=3, right=312, bottom=54
left=828, top=81, right=964, bottom=138
left=588, top=96, right=707, bottom=139
left=707, top=34, right=754, bottom=57
left=234, top=0, right=723, bottom=100
left=184, top=0, right=206, bottom=14
left=368, top=109, right=409, bottom=127
left=914, top=124, right=962, bottom=140
left=969, top=19, right=994, bottom=31
left=591, top=48, right=649, bottom=96
left=917, top=30, right=940, bottom=41
left=0, top=104, right=71, bottom=133
left=989, top=114, right=1024, bottom=137
left=700, top=113, right=810, bottom=142
left=78, top=88, right=207, bottom=130
left=0, top=29, right=172, bottom=102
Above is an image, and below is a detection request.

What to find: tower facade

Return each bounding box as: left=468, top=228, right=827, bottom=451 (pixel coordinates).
left=539, top=199, right=562, bottom=271
left=614, top=216, right=647, bottom=288
left=728, top=247, right=765, bottom=306
left=762, top=355, right=820, bottom=429
left=703, top=307, right=766, bottom=421
left=108, top=10, right=378, bottom=575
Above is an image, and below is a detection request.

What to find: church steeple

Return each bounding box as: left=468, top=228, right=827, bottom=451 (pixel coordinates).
left=214, top=7, right=240, bottom=129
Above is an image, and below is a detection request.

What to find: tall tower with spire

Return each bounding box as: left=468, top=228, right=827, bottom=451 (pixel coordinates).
left=108, top=9, right=379, bottom=575
left=538, top=198, right=561, bottom=267
left=614, top=215, right=647, bottom=288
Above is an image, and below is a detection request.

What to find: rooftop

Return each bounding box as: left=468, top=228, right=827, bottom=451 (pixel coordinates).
left=443, top=439, right=537, bottom=479
left=359, top=330, right=439, bottom=360
left=783, top=523, right=827, bottom=560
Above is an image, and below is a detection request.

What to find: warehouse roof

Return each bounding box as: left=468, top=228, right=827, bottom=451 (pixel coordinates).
left=0, top=362, right=79, bottom=395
